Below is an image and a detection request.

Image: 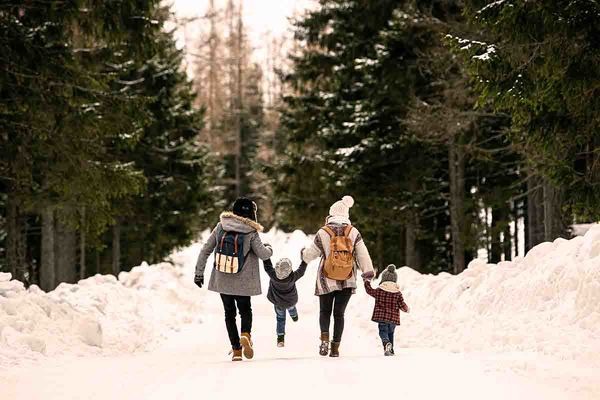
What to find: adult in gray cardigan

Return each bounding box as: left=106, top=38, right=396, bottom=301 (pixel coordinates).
left=301, top=195, right=375, bottom=358
left=194, top=197, right=273, bottom=362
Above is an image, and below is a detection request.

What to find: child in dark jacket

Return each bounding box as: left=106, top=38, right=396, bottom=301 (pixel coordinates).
left=363, top=264, right=410, bottom=356
left=263, top=258, right=307, bottom=347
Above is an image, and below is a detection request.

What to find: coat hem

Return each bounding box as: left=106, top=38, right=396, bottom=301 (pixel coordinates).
left=208, top=287, right=262, bottom=297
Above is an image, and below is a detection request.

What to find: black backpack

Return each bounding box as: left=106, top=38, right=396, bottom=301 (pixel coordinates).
left=213, top=228, right=245, bottom=274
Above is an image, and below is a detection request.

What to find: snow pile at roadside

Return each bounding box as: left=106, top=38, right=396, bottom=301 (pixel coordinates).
left=2, top=221, right=598, bottom=368
left=381, top=224, right=600, bottom=364
left=0, top=259, right=202, bottom=367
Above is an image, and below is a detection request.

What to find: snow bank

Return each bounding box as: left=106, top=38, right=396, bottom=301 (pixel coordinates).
left=374, top=224, right=600, bottom=365
left=2, top=222, right=598, bottom=369
left=0, top=260, right=202, bottom=368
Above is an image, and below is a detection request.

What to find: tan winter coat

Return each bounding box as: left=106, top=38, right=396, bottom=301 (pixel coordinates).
left=302, top=222, right=374, bottom=296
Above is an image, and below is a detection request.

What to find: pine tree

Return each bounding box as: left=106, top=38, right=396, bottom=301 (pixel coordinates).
left=192, top=0, right=264, bottom=209
left=0, top=1, right=216, bottom=288
left=0, top=1, right=160, bottom=286
left=103, top=6, right=219, bottom=272
left=452, top=0, right=600, bottom=227
left=275, top=0, right=525, bottom=273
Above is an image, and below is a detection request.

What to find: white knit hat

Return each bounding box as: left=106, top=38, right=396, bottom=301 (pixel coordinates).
left=328, top=195, right=355, bottom=220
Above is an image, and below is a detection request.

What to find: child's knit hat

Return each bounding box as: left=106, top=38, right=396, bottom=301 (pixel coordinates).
left=380, top=264, right=398, bottom=283
left=275, top=258, right=293, bottom=280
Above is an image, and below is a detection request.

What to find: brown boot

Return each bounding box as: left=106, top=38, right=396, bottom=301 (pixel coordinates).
left=240, top=332, right=254, bottom=359
left=319, top=332, right=330, bottom=356
left=330, top=341, right=340, bottom=357
left=231, top=348, right=242, bottom=361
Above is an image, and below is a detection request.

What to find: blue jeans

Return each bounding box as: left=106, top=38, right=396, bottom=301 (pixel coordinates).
left=378, top=322, right=396, bottom=347
left=275, top=305, right=298, bottom=335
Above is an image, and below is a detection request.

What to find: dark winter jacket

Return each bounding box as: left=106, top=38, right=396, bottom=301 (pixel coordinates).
left=364, top=280, right=409, bottom=325
left=263, top=259, right=307, bottom=308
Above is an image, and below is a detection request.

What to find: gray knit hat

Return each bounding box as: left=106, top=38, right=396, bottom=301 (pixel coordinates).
left=380, top=264, right=397, bottom=283
left=275, top=258, right=293, bottom=280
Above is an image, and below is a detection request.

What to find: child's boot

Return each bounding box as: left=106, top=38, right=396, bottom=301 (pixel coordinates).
left=329, top=341, right=340, bottom=357
left=384, top=342, right=393, bottom=356
left=319, top=332, right=330, bottom=356
left=277, top=334, right=285, bottom=347
left=240, top=332, right=254, bottom=359
left=292, top=314, right=298, bottom=322
left=231, top=348, right=242, bottom=361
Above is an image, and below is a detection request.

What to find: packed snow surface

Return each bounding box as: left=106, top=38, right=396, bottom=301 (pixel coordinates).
left=1, top=225, right=599, bottom=399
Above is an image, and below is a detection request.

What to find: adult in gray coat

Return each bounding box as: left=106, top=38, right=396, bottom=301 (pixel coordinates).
left=194, top=197, right=273, bottom=361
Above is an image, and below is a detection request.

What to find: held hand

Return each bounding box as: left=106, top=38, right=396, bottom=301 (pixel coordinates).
left=361, top=270, right=375, bottom=280
left=194, top=276, right=204, bottom=288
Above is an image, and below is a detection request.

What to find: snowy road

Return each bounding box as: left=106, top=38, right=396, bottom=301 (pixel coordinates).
left=2, top=228, right=599, bottom=399
left=0, top=292, right=576, bottom=400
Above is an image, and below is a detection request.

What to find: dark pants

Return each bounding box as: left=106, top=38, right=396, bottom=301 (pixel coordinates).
left=319, top=288, right=353, bottom=342
left=220, top=294, right=252, bottom=350
left=378, top=322, right=396, bottom=347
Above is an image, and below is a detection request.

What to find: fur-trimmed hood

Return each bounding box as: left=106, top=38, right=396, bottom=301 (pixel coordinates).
left=220, top=211, right=264, bottom=233
left=379, top=281, right=400, bottom=293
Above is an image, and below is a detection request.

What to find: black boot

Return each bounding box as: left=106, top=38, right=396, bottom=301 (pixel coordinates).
left=277, top=334, right=285, bottom=347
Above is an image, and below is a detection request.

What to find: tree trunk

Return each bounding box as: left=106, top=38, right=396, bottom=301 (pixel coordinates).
left=79, top=207, right=86, bottom=280
left=524, top=193, right=530, bottom=252
left=234, top=0, right=243, bottom=197
left=208, top=0, right=217, bottom=141
left=40, top=206, right=56, bottom=291
left=376, top=228, right=383, bottom=271
left=112, top=222, right=121, bottom=276
left=449, top=137, right=466, bottom=274
left=397, top=225, right=406, bottom=267
left=6, top=194, right=27, bottom=282
left=55, top=210, right=77, bottom=284
left=513, top=200, right=520, bottom=258
left=405, top=212, right=420, bottom=269
left=503, top=212, right=512, bottom=261
left=490, top=207, right=502, bottom=263
left=543, top=180, right=565, bottom=241
left=527, top=175, right=544, bottom=249
left=6, top=195, right=17, bottom=279
left=95, top=249, right=101, bottom=276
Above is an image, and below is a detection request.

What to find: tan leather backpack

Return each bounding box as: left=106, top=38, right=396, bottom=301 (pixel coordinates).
left=322, top=225, right=354, bottom=280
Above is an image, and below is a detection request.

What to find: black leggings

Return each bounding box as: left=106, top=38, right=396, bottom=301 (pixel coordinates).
left=319, top=288, right=353, bottom=342
left=220, top=294, right=252, bottom=350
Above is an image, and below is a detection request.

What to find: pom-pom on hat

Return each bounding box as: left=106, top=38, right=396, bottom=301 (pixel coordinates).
left=380, top=264, right=398, bottom=283
left=329, top=195, right=355, bottom=220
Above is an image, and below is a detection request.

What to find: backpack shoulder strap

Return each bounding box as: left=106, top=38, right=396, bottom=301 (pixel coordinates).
left=343, top=224, right=353, bottom=237
left=322, top=225, right=335, bottom=238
